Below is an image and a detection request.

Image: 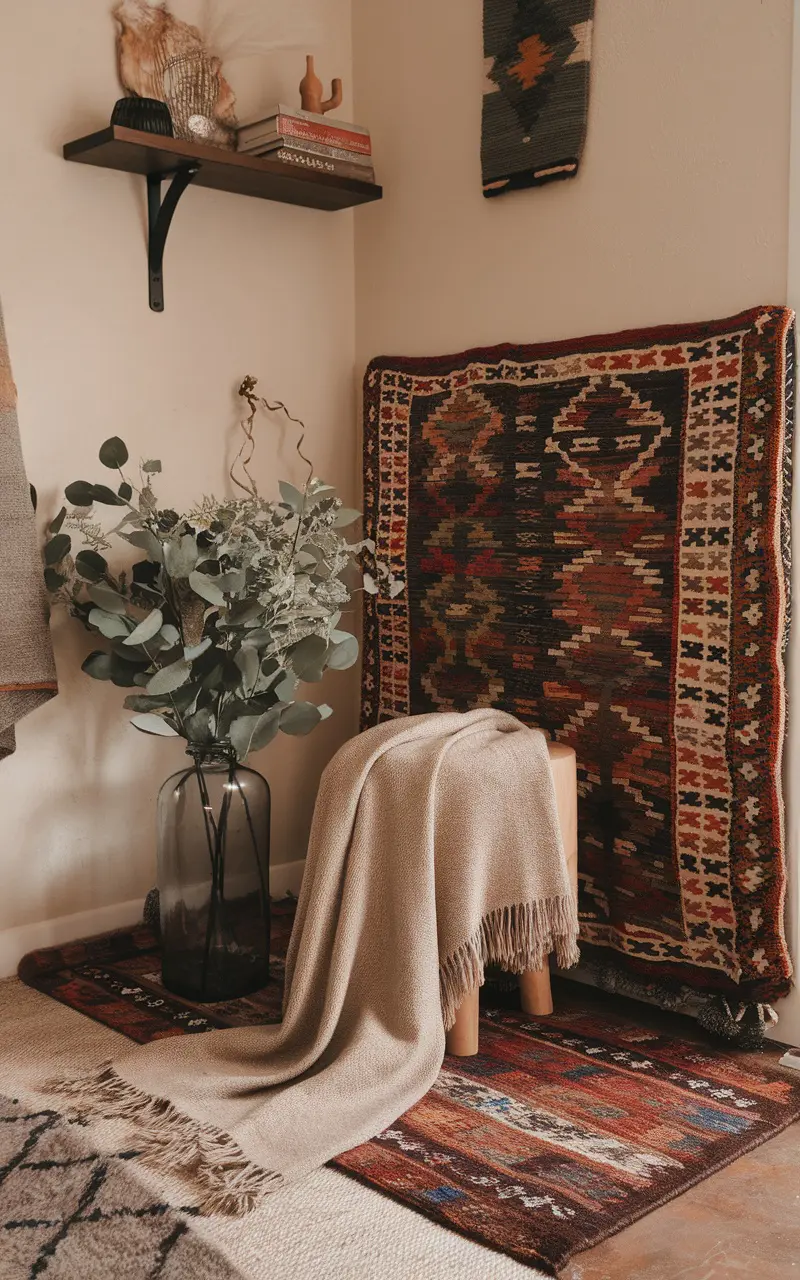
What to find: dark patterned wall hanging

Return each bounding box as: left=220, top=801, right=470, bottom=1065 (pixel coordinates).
left=361, top=307, right=794, bottom=1018
left=482, top=0, right=594, bottom=196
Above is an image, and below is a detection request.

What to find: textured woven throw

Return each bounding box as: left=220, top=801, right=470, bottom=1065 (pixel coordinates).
left=50, top=710, right=579, bottom=1215
left=0, top=301, right=57, bottom=757
left=482, top=0, right=594, bottom=196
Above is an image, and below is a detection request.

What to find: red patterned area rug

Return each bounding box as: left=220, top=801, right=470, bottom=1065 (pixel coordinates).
left=18, top=901, right=800, bottom=1275
left=361, top=307, right=795, bottom=1015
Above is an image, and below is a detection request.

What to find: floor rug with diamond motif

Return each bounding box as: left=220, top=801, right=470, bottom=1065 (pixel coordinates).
left=0, top=1092, right=238, bottom=1279
left=361, top=306, right=794, bottom=1016
left=18, top=899, right=800, bottom=1275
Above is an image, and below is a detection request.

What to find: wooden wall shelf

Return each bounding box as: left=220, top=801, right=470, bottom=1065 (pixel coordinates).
left=63, top=125, right=382, bottom=311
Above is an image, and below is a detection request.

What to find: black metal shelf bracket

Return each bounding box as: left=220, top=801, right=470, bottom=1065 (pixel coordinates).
left=147, top=166, right=199, bottom=312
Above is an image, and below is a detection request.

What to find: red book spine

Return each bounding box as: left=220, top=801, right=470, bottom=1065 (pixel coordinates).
left=275, top=115, right=372, bottom=156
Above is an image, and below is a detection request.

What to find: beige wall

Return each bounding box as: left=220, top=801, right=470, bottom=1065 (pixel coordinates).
left=353, top=0, right=793, bottom=361
left=0, top=0, right=357, bottom=945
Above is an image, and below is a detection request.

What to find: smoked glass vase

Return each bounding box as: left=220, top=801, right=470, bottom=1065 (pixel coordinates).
left=157, top=744, right=271, bottom=1001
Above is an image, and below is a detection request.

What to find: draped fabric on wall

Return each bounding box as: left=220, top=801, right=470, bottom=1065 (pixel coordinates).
left=0, top=301, right=57, bottom=757
left=361, top=306, right=794, bottom=1026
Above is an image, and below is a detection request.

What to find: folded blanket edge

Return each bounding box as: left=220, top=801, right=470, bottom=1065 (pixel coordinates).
left=440, top=894, right=580, bottom=1030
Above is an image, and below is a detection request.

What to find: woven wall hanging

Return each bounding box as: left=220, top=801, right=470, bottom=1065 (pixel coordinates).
left=482, top=0, right=594, bottom=196
left=361, top=306, right=795, bottom=1033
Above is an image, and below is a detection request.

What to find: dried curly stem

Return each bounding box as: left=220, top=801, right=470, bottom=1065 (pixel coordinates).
left=232, top=376, right=314, bottom=498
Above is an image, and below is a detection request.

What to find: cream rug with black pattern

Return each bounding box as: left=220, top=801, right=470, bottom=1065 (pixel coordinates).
left=0, top=1092, right=236, bottom=1279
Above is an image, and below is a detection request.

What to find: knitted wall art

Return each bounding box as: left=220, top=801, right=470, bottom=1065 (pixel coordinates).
left=361, top=307, right=795, bottom=1029
left=482, top=0, right=594, bottom=196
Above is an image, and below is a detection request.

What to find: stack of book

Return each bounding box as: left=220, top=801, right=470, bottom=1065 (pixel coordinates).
left=237, top=105, right=374, bottom=183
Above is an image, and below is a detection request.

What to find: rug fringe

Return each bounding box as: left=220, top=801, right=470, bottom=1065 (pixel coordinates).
left=47, top=1064, right=282, bottom=1216
left=439, top=895, right=580, bottom=1030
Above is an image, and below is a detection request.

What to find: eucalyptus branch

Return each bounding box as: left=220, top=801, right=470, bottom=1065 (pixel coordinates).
left=43, top=406, right=395, bottom=762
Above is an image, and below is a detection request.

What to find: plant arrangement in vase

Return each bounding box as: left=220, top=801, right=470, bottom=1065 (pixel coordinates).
left=43, top=378, right=401, bottom=1000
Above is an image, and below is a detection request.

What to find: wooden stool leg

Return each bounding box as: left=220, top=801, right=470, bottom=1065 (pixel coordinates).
left=445, top=986, right=479, bottom=1056
left=520, top=965, right=554, bottom=1016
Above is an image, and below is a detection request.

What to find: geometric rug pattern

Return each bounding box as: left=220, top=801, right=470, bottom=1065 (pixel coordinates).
left=361, top=306, right=795, bottom=1009
left=0, top=1093, right=237, bottom=1279
left=482, top=0, right=595, bottom=196
left=18, top=900, right=800, bottom=1275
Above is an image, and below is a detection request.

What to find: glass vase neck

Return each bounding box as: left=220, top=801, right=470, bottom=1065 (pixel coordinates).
left=186, top=741, right=237, bottom=768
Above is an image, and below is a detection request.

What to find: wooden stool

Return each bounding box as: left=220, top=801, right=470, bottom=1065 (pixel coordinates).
left=445, top=742, right=578, bottom=1057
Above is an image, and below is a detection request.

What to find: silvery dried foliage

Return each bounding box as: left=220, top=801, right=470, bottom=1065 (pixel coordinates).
left=43, top=379, right=402, bottom=761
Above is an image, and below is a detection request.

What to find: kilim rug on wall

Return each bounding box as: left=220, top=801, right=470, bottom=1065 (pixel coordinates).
left=17, top=901, right=800, bottom=1275
left=361, top=306, right=795, bottom=1028
left=482, top=0, right=594, bottom=196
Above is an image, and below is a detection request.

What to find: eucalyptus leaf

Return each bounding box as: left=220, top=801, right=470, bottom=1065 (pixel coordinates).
left=48, top=507, right=67, bottom=534
left=87, top=582, right=128, bottom=614
left=389, top=579, right=404, bottom=599
left=279, top=481, right=306, bottom=512
left=334, top=507, right=361, bottom=527
left=184, top=707, right=214, bottom=745
left=230, top=707, right=281, bottom=760
left=111, top=641, right=152, bottom=665
left=184, top=637, right=212, bottom=661
left=123, top=693, right=172, bottom=712
left=279, top=701, right=322, bottom=736
left=118, top=481, right=133, bottom=501
left=254, top=662, right=283, bottom=694
left=64, top=480, right=95, bottom=507
left=362, top=572, right=378, bottom=595
left=44, top=567, right=66, bottom=592
left=235, top=645, right=260, bottom=692
left=318, top=703, right=333, bottom=720
left=226, top=597, right=263, bottom=625
left=123, top=608, right=163, bottom=647
left=218, top=698, right=253, bottom=738
left=74, top=549, right=108, bottom=582
left=88, top=608, right=130, bottom=639
left=146, top=657, right=191, bottom=696
left=274, top=673, right=297, bottom=702
left=215, top=569, right=247, bottom=595
left=126, top=681, right=196, bottom=710
left=44, top=533, right=71, bottom=565
left=130, top=713, right=179, bottom=737
left=108, top=656, right=142, bottom=688
left=81, top=651, right=114, bottom=681
left=159, top=624, right=181, bottom=648
left=188, top=570, right=225, bottom=606
left=289, top=633, right=328, bottom=683
left=295, top=550, right=318, bottom=569
left=125, top=529, right=163, bottom=561
left=327, top=633, right=359, bottom=670
left=99, top=437, right=129, bottom=469
left=92, top=483, right=126, bottom=506
left=142, top=459, right=162, bottom=474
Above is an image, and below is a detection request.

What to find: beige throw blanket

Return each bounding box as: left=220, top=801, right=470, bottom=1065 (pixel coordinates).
left=0, top=301, right=57, bottom=757
left=52, top=710, right=579, bottom=1214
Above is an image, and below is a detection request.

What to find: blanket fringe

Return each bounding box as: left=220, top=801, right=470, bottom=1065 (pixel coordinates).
left=47, top=1064, right=282, bottom=1216
left=439, top=895, right=580, bottom=1030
